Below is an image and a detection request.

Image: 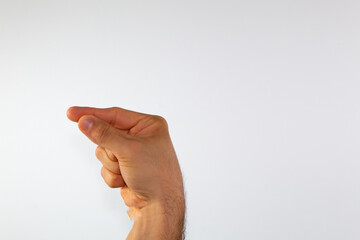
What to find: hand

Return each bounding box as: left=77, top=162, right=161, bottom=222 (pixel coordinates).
left=67, top=106, right=185, bottom=240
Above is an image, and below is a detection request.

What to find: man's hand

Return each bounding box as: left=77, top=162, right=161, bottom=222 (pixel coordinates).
left=66, top=106, right=185, bottom=240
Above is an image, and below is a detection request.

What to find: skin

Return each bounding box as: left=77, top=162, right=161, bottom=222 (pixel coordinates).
left=66, top=106, right=185, bottom=240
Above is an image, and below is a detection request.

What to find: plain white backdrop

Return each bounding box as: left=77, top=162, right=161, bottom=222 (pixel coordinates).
left=1, top=0, right=360, bottom=239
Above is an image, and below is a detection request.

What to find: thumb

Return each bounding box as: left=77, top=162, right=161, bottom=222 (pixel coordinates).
left=78, top=115, right=129, bottom=153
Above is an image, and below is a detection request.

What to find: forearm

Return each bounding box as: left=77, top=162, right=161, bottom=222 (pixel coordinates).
left=127, top=198, right=185, bottom=240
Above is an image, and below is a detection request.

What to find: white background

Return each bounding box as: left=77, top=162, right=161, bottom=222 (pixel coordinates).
left=1, top=1, right=360, bottom=239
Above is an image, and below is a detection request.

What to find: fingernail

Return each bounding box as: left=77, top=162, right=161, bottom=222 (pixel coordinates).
left=80, top=117, right=93, bottom=131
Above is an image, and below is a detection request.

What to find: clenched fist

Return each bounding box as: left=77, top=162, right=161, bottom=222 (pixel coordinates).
left=67, top=106, right=185, bottom=240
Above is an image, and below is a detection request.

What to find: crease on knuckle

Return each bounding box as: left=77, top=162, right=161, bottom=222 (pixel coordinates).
left=95, top=147, right=103, bottom=159
left=113, top=164, right=120, bottom=174
left=96, top=124, right=111, bottom=144
left=109, top=107, right=119, bottom=126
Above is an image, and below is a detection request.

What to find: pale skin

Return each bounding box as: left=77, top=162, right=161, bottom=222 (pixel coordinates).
left=66, top=106, right=185, bottom=240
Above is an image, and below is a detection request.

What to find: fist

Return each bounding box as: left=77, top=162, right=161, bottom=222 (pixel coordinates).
left=67, top=106, right=185, bottom=220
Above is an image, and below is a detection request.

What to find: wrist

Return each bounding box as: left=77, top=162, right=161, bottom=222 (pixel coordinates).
left=127, top=196, right=185, bottom=240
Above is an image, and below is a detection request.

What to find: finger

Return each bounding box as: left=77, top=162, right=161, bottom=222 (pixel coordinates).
left=78, top=115, right=130, bottom=154
left=100, top=166, right=126, bottom=188
left=104, top=148, right=117, bottom=162
left=95, top=146, right=121, bottom=174
left=120, top=187, right=148, bottom=208
left=67, top=106, right=147, bottom=130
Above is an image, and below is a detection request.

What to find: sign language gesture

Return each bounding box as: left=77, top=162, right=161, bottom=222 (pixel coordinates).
left=67, top=106, right=185, bottom=240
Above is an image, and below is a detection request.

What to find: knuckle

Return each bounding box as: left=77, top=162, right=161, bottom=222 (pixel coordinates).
left=109, top=108, right=120, bottom=126
left=126, top=140, right=142, bottom=155
left=153, top=115, right=168, bottom=127
left=107, top=175, right=119, bottom=188
left=113, top=164, right=120, bottom=173
left=95, top=124, right=111, bottom=143
left=95, top=146, right=103, bottom=159
left=100, top=167, right=106, bottom=178
left=153, top=115, right=166, bottom=123
left=110, top=106, right=119, bottom=111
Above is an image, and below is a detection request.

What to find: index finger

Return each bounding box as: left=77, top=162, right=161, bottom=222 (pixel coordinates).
left=67, top=106, right=147, bottom=130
